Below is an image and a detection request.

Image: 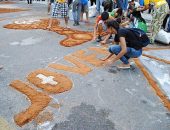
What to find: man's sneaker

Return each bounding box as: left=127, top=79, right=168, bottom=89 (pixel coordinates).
left=96, top=36, right=102, bottom=42
left=73, top=23, right=77, bottom=26
left=76, top=21, right=80, bottom=25
left=109, top=35, right=113, bottom=39
left=117, top=63, right=130, bottom=69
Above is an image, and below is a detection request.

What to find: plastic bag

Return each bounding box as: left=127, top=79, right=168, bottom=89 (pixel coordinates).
left=155, top=29, right=170, bottom=44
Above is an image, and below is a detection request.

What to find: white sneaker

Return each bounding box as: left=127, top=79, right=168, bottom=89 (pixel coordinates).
left=117, top=64, right=130, bottom=69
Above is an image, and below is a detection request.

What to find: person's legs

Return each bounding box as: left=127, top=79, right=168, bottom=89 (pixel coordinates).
left=61, top=2, right=69, bottom=27
left=77, top=2, right=81, bottom=25
left=96, top=0, right=100, bottom=14
left=72, top=1, right=77, bottom=25
left=84, top=4, right=89, bottom=22
left=150, top=3, right=169, bottom=43
left=47, top=3, right=59, bottom=29
left=96, top=0, right=103, bottom=15
left=108, top=45, right=142, bottom=65
left=48, top=3, right=51, bottom=14
left=116, top=0, right=123, bottom=8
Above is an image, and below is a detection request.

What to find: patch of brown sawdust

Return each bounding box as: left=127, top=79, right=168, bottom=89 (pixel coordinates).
left=27, top=69, right=73, bottom=94
left=0, top=1, right=16, bottom=4
left=10, top=80, right=51, bottom=127
left=143, top=47, right=170, bottom=51
left=49, top=103, right=61, bottom=109
left=0, top=8, right=28, bottom=13
left=35, top=111, right=53, bottom=125
left=49, top=55, right=92, bottom=75
left=142, top=54, right=170, bottom=64
left=72, top=50, right=104, bottom=67
left=134, top=58, right=170, bottom=111
left=4, top=18, right=93, bottom=47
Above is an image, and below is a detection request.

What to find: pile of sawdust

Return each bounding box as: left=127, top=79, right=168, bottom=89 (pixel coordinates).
left=0, top=8, right=28, bottom=13
left=0, top=1, right=16, bottom=4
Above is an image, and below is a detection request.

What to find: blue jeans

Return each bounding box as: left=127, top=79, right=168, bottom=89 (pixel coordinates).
left=72, top=0, right=81, bottom=22
left=109, top=45, right=142, bottom=64
left=96, top=0, right=103, bottom=14
left=117, top=0, right=128, bottom=11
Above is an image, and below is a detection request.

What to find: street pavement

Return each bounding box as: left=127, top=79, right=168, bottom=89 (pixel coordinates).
left=0, top=1, right=170, bottom=130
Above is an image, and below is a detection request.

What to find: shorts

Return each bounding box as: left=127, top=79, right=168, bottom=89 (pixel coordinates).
left=52, top=2, right=68, bottom=18
left=81, top=4, right=88, bottom=13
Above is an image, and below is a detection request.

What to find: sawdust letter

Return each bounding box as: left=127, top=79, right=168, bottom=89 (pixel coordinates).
left=71, top=50, right=104, bottom=67
left=10, top=80, right=51, bottom=127
left=48, top=55, right=92, bottom=75
left=27, top=69, right=73, bottom=94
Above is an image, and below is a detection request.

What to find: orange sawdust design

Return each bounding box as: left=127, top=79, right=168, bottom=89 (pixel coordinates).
left=143, top=54, right=170, bottom=64
left=35, top=111, right=53, bottom=125
left=27, top=69, right=73, bottom=94
left=134, top=58, right=170, bottom=111
left=49, top=55, right=92, bottom=75
left=10, top=80, right=51, bottom=127
left=88, top=47, right=110, bottom=55
left=0, top=8, right=28, bottom=13
left=143, top=47, right=170, bottom=51
left=0, top=1, right=16, bottom=4
left=72, top=50, right=105, bottom=67
left=3, top=19, right=93, bottom=47
left=49, top=103, right=61, bottom=109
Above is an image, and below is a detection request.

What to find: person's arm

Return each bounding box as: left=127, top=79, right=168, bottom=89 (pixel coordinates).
left=120, top=20, right=130, bottom=27
left=100, top=34, right=111, bottom=45
left=92, top=23, right=98, bottom=40
left=101, top=53, right=114, bottom=61
left=110, top=37, right=127, bottom=63
left=47, top=18, right=53, bottom=29
left=103, top=37, right=127, bottom=65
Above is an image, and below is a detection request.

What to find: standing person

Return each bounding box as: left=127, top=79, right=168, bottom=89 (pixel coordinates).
left=102, top=20, right=150, bottom=69
left=96, top=0, right=103, bottom=15
left=72, top=0, right=81, bottom=26
left=80, top=0, right=89, bottom=23
left=47, top=0, right=69, bottom=29
left=48, top=0, right=54, bottom=14
left=143, top=0, right=169, bottom=43
left=27, top=0, right=32, bottom=4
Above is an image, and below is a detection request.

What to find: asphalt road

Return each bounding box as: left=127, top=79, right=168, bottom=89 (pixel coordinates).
left=0, top=1, right=170, bottom=130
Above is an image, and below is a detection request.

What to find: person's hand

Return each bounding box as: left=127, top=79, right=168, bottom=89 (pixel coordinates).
left=100, top=58, right=108, bottom=61
left=100, top=40, right=106, bottom=45
left=104, top=60, right=114, bottom=67
left=92, top=36, right=96, bottom=41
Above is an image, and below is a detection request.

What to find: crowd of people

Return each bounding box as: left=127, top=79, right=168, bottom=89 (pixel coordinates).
left=46, top=0, right=169, bottom=69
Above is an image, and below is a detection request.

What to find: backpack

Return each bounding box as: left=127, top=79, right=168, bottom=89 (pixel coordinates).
left=128, top=28, right=150, bottom=47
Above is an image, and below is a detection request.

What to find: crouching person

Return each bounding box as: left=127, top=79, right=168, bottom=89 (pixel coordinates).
left=102, top=20, right=150, bottom=69
left=93, top=12, right=112, bottom=42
